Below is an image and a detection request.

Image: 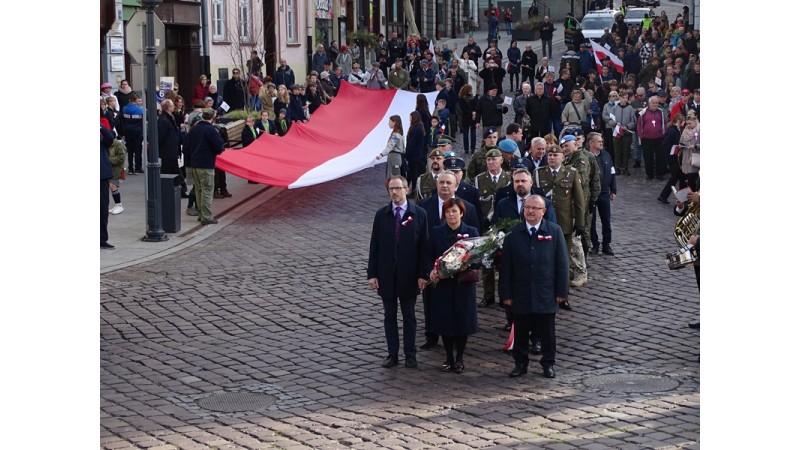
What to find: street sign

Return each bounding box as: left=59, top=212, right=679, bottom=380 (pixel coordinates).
left=125, top=10, right=166, bottom=64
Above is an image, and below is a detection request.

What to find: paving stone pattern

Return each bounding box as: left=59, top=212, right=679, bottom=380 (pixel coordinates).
left=102, top=63, right=699, bottom=448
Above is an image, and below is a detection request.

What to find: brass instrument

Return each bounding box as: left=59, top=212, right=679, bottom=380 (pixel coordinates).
left=665, top=201, right=700, bottom=270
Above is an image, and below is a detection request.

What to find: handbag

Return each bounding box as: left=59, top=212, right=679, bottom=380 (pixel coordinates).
left=572, top=102, right=591, bottom=132
left=690, top=150, right=700, bottom=168
left=457, top=268, right=480, bottom=284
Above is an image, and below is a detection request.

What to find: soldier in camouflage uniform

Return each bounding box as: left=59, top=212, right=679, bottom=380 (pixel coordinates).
left=533, top=143, right=586, bottom=308
left=474, top=148, right=512, bottom=307
left=563, top=134, right=601, bottom=260
left=466, top=126, right=500, bottom=182
left=415, top=148, right=446, bottom=202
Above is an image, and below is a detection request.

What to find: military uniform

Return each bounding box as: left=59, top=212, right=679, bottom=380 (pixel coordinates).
left=416, top=171, right=441, bottom=202
left=466, top=146, right=493, bottom=182
left=533, top=164, right=587, bottom=286
left=474, top=164, right=511, bottom=305
left=566, top=147, right=601, bottom=255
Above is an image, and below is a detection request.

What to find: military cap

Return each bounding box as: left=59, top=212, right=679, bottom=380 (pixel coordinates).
left=548, top=145, right=564, bottom=154
left=485, top=149, right=503, bottom=158
left=443, top=157, right=465, bottom=171
left=559, top=135, right=577, bottom=145
left=428, top=148, right=445, bottom=158
left=437, top=135, right=454, bottom=146
left=483, top=126, right=498, bottom=138
left=510, top=157, right=532, bottom=170
left=498, top=139, right=518, bottom=153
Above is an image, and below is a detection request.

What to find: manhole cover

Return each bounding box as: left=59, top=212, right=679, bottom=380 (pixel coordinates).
left=583, top=374, right=679, bottom=393
left=197, top=392, right=277, bottom=412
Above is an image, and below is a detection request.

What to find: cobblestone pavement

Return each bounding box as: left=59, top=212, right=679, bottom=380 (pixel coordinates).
left=101, top=152, right=700, bottom=449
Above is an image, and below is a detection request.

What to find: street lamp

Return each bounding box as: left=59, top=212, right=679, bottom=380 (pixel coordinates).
left=141, top=0, right=167, bottom=242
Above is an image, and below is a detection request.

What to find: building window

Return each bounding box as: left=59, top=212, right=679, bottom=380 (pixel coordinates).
left=212, top=0, right=226, bottom=41
left=239, top=0, right=252, bottom=42
left=286, top=0, right=298, bottom=44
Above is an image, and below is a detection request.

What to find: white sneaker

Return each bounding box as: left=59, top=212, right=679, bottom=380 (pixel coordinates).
left=110, top=204, right=124, bottom=215
left=570, top=276, right=588, bottom=288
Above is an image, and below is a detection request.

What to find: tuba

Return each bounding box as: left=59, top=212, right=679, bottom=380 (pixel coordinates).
left=665, top=201, right=700, bottom=270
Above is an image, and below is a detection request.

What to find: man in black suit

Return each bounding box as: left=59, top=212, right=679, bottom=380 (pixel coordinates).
left=417, top=171, right=481, bottom=349
left=430, top=157, right=480, bottom=210
left=492, top=167, right=556, bottom=343
left=500, top=195, right=569, bottom=379
left=368, top=176, right=429, bottom=369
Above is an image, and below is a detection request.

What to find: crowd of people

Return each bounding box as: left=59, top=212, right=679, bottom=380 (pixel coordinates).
left=367, top=5, right=699, bottom=378
left=100, top=3, right=699, bottom=356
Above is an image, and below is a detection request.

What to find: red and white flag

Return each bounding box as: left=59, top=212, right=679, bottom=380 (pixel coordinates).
left=670, top=144, right=681, bottom=156
left=216, top=83, right=438, bottom=188
left=613, top=124, right=624, bottom=138
left=590, top=40, right=624, bottom=74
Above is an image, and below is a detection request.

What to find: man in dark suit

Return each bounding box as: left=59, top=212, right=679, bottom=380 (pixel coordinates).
left=430, top=157, right=480, bottom=210
left=417, top=171, right=481, bottom=349
left=494, top=161, right=556, bottom=225
left=492, top=168, right=556, bottom=345
left=500, top=195, right=569, bottom=379
left=368, top=176, right=429, bottom=369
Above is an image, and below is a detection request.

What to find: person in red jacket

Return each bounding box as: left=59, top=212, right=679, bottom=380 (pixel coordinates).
left=193, top=74, right=210, bottom=108
left=670, top=88, right=692, bottom=121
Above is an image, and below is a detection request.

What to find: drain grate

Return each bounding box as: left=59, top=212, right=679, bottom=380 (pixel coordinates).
left=197, top=392, right=277, bottom=412
left=583, top=374, right=680, bottom=393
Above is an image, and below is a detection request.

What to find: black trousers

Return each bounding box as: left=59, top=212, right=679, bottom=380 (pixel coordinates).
left=214, top=168, right=227, bottom=192
left=125, top=133, right=143, bottom=171
left=591, top=192, right=612, bottom=248
left=641, top=137, right=665, bottom=177
left=512, top=312, right=555, bottom=369
left=101, top=178, right=110, bottom=245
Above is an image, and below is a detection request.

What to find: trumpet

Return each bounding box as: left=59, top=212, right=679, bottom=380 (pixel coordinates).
left=665, top=201, right=699, bottom=270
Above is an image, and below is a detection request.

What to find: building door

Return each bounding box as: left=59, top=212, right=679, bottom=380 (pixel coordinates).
left=263, top=0, right=277, bottom=79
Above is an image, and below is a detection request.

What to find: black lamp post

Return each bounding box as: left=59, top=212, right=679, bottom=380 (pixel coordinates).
left=141, top=0, right=167, bottom=242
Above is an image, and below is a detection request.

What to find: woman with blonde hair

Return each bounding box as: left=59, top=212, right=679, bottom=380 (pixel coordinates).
left=273, top=84, right=292, bottom=122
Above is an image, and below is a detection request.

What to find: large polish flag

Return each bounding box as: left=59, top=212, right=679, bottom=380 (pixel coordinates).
left=215, top=83, right=438, bottom=188
left=590, top=40, right=625, bottom=74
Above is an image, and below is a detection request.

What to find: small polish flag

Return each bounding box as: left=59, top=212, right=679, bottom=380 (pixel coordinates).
left=613, top=124, right=624, bottom=138
left=503, top=322, right=515, bottom=351
left=670, top=145, right=680, bottom=156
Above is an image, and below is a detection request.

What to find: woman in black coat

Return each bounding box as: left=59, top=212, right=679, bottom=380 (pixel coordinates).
left=426, top=198, right=480, bottom=374
left=458, top=84, right=478, bottom=154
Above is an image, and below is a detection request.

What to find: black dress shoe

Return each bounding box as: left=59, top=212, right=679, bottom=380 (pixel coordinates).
left=479, top=299, right=495, bottom=307
left=509, top=366, right=527, bottom=378
left=405, top=357, right=417, bottom=368
left=657, top=196, right=669, bottom=204
left=602, top=245, right=615, bottom=256
left=559, top=300, right=572, bottom=311
left=381, top=355, right=398, bottom=368
left=543, top=366, right=556, bottom=378
left=442, top=360, right=454, bottom=372
left=420, top=340, right=438, bottom=350
left=688, top=322, right=700, bottom=329
left=589, top=246, right=599, bottom=255
left=101, top=242, right=115, bottom=249
left=530, top=340, right=542, bottom=355
left=454, top=361, right=465, bottom=374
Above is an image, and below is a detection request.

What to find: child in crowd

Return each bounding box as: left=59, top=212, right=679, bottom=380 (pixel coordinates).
left=276, top=109, right=291, bottom=136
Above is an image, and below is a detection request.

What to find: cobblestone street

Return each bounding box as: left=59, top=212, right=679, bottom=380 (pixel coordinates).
left=101, top=160, right=700, bottom=449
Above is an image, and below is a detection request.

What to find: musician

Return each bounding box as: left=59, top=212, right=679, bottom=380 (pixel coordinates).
left=675, top=191, right=699, bottom=329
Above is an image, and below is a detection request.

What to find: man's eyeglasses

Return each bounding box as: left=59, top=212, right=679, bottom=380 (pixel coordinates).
left=387, top=186, right=405, bottom=191
left=524, top=206, right=545, bottom=211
